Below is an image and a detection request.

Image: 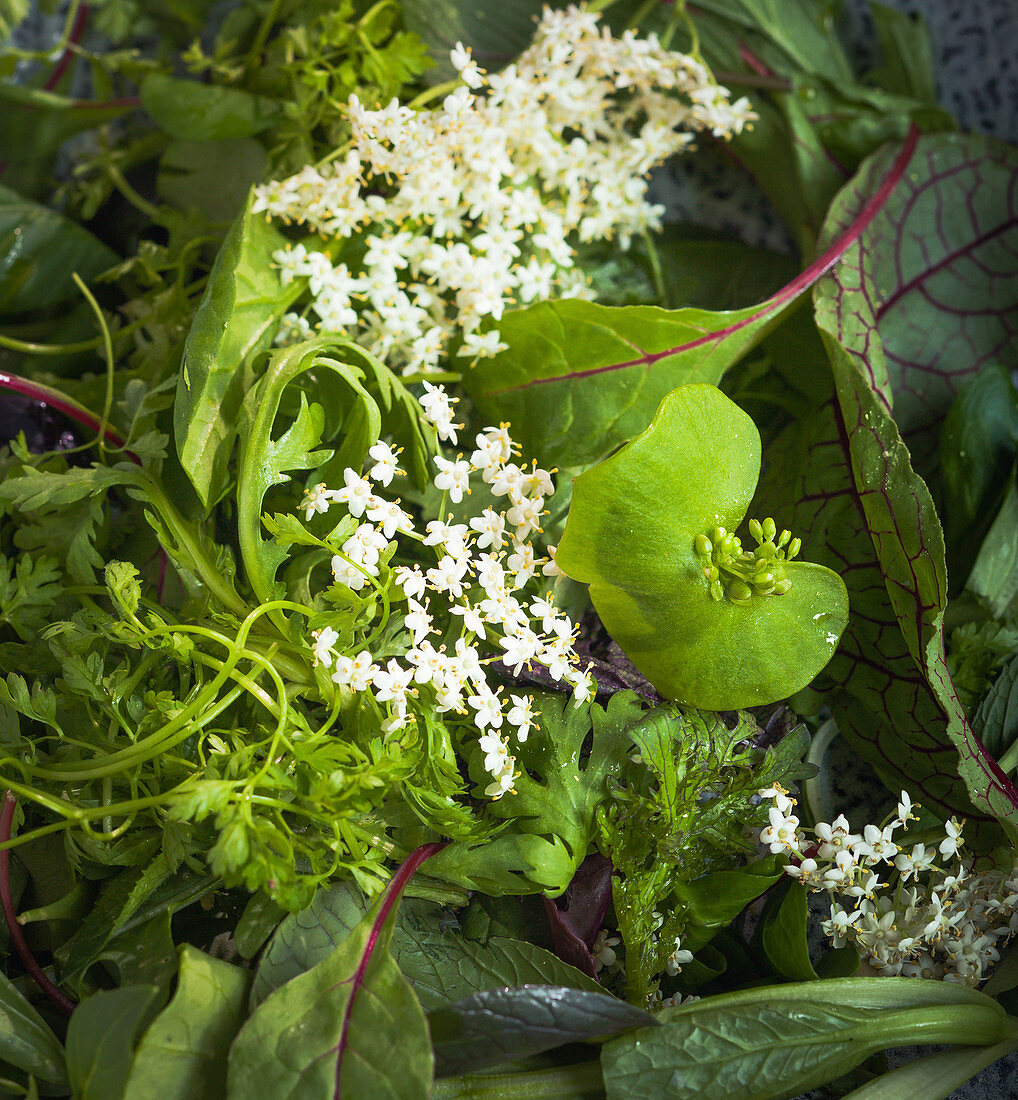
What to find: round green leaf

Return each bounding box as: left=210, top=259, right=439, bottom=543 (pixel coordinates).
left=557, top=384, right=848, bottom=709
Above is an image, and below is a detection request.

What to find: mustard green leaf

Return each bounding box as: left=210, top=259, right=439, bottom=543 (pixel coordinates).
left=556, top=384, right=848, bottom=710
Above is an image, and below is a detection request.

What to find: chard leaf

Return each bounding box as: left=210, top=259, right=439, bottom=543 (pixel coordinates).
left=429, top=986, right=656, bottom=1077
left=140, top=73, right=281, bottom=141
left=802, top=133, right=1018, bottom=828
left=252, top=879, right=600, bottom=1012
left=556, top=384, right=848, bottom=710
left=0, top=970, right=67, bottom=1086
left=123, top=945, right=250, bottom=1100
left=0, top=183, right=118, bottom=314
left=174, top=198, right=304, bottom=510
left=601, top=978, right=1008, bottom=1100
left=462, top=137, right=919, bottom=468
left=66, top=985, right=163, bottom=1100
left=813, top=133, right=1018, bottom=478
left=227, top=846, right=439, bottom=1100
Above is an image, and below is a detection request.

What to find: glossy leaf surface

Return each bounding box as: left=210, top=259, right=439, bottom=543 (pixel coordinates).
left=556, top=384, right=848, bottom=709
left=429, top=986, right=656, bottom=1077
left=0, top=969, right=67, bottom=1086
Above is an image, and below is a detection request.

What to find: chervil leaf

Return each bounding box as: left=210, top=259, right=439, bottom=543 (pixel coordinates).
left=0, top=553, right=62, bottom=639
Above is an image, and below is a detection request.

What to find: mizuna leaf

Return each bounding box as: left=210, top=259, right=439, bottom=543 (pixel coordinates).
left=428, top=986, right=656, bottom=1077
left=174, top=198, right=304, bottom=510
left=811, top=133, right=1018, bottom=478
left=227, top=845, right=441, bottom=1100
left=556, top=385, right=849, bottom=710
left=123, top=945, right=250, bottom=1100
left=461, top=129, right=920, bottom=468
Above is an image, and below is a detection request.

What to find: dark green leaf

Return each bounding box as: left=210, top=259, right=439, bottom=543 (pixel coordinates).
left=756, top=879, right=816, bottom=981
left=601, top=978, right=1008, bottom=1100
left=0, top=182, right=118, bottom=314
left=65, top=985, right=162, bottom=1100
left=123, top=945, right=250, bottom=1100
left=939, top=366, right=1018, bottom=584
left=840, top=1039, right=1018, bottom=1100
left=399, top=0, right=543, bottom=84
left=174, top=198, right=304, bottom=510
left=966, top=477, right=1018, bottom=618
left=866, top=3, right=938, bottom=102
left=0, top=970, right=67, bottom=1086
left=252, top=881, right=600, bottom=1012
left=429, top=986, right=656, bottom=1077
left=157, top=138, right=268, bottom=224
left=556, top=384, right=848, bottom=709
left=972, top=655, right=1018, bottom=763
left=140, top=73, right=281, bottom=141
left=672, top=862, right=782, bottom=949
left=234, top=890, right=287, bottom=959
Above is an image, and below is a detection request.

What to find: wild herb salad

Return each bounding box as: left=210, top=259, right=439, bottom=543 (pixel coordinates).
left=0, top=1, right=1017, bottom=1097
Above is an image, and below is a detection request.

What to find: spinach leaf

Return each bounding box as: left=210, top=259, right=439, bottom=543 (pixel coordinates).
left=140, top=73, right=281, bottom=141
left=0, top=970, right=67, bottom=1087
left=0, top=183, right=118, bottom=315
left=429, top=986, right=656, bottom=1077
left=227, top=848, right=437, bottom=1100
left=601, top=978, right=1010, bottom=1100
left=252, top=879, right=600, bottom=1012
left=123, top=945, right=250, bottom=1100
left=174, top=198, right=304, bottom=510
left=65, top=985, right=163, bottom=1100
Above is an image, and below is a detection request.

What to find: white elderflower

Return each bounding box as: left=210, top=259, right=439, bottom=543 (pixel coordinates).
left=310, top=626, right=340, bottom=668
left=367, top=441, right=403, bottom=486
left=302, top=482, right=334, bottom=522
left=330, top=650, right=376, bottom=692
left=507, top=693, right=536, bottom=742
left=334, top=468, right=375, bottom=518
left=433, top=456, right=472, bottom=503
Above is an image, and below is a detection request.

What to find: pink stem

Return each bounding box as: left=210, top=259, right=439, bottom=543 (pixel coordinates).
left=43, top=4, right=90, bottom=93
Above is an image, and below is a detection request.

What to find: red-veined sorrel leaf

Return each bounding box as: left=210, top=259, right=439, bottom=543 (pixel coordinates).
left=226, top=844, right=443, bottom=1100
left=461, top=128, right=918, bottom=468
left=813, top=133, right=1018, bottom=476
left=803, top=134, right=1018, bottom=831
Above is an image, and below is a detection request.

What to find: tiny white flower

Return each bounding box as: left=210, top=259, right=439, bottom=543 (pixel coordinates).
left=367, top=441, right=403, bottom=486
left=310, top=626, right=340, bottom=668
left=433, top=455, right=472, bottom=503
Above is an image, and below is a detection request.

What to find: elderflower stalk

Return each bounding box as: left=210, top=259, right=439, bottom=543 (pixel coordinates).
left=298, top=384, right=594, bottom=800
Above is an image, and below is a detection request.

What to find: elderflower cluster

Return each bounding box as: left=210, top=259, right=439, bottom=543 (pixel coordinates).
left=760, top=784, right=1018, bottom=986
left=304, top=384, right=593, bottom=799
left=253, top=5, right=754, bottom=375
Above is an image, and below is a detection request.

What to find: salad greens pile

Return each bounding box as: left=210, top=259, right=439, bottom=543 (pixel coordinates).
left=1, top=0, right=1017, bottom=1097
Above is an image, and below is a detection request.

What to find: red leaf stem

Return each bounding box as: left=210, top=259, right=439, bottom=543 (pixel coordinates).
left=333, top=841, right=446, bottom=1100
left=43, top=3, right=91, bottom=93
left=0, top=371, right=141, bottom=465
left=0, top=792, right=76, bottom=1017
left=499, top=124, right=919, bottom=394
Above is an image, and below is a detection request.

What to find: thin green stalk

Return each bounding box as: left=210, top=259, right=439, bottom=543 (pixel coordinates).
left=432, top=1060, right=605, bottom=1100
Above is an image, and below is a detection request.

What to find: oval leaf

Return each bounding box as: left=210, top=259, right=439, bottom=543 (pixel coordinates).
left=0, top=969, right=67, bottom=1085
left=429, top=986, right=656, bottom=1077
left=557, top=384, right=848, bottom=709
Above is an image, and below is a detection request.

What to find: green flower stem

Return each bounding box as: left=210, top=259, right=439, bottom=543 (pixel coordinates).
left=431, top=1060, right=605, bottom=1100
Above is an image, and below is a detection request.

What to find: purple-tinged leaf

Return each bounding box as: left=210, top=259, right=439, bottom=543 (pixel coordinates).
left=798, top=133, right=1018, bottom=830
left=226, top=844, right=443, bottom=1100
left=542, top=854, right=614, bottom=979
left=462, top=129, right=919, bottom=468
left=813, top=134, right=1018, bottom=476
left=429, top=985, right=655, bottom=1077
